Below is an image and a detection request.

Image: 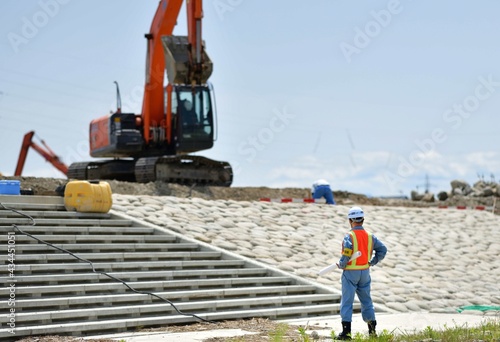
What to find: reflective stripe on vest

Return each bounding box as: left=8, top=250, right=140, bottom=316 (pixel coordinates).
left=345, top=229, right=373, bottom=270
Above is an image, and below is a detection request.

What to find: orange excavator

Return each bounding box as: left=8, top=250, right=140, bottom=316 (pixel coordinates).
left=67, top=0, right=233, bottom=186
left=15, top=131, right=68, bottom=177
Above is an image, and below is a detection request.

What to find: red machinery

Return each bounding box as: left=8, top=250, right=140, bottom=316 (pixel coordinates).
left=67, top=0, right=232, bottom=186
left=15, top=131, right=68, bottom=177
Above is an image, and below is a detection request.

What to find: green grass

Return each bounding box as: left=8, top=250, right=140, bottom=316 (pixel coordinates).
left=324, top=318, right=500, bottom=342
left=187, top=318, right=500, bottom=341
left=269, top=323, right=290, bottom=341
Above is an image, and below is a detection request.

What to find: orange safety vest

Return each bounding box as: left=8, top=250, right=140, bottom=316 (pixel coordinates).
left=345, top=229, right=373, bottom=270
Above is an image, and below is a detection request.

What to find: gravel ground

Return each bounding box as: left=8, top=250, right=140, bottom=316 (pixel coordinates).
left=14, top=318, right=316, bottom=342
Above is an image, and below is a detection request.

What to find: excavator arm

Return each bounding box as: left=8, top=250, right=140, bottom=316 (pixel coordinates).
left=186, top=0, right=210, bottom=84
left=146, top=0, right=212, bottom=145
left=142, top=0, right=183, bottom=144
left=15, top=131, right=68, bottom=177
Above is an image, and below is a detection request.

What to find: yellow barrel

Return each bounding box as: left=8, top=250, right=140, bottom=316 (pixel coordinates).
left=64, top=180, right=112, bottom=213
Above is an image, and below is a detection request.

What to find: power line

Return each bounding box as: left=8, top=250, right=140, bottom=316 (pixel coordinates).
left=0, top=77, right=110, bottom=104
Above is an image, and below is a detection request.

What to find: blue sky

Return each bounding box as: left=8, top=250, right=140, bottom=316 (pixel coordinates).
left=1, top=0, right=500, bottom=197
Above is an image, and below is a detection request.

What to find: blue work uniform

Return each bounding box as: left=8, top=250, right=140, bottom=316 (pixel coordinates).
left=337, top=226, right=387, bottom=322
left=311, top=179, right=335, bottom=204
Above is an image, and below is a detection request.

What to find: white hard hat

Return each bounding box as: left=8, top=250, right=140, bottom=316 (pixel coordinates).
left=348, top=206, right=364, bottom=220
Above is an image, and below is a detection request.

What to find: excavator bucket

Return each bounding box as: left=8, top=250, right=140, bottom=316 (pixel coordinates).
left=162, top=35, right=213, bottom=85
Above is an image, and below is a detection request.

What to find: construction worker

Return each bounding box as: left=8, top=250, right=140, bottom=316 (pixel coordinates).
left=182, top=99, right=199, bottom=127
left=335, top=206, right=387, bottom=340
left=311, top=179, right=335, bottom=204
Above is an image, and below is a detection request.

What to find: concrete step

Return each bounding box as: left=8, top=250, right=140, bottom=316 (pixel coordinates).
left=0, top=210, right=110, bottom=219
left=6, top=226, right=158, bottom=235
left=0, top=234, right=177, bottom=244
left=0, top=195, right=64, bottom=211
left=2, top=294, right=340, bottom=325
left=1, top=277, right=295, bottom=297
left=8, top=242, right=200, bottom=254
left=0, top=251, right=223, bottom=264
left=1, top=268, right=270, bottom=285
left=11, top=285, right=322, bottom=310
left=0, top=218, right=133, bottom=227
left=4, top=259, right=247, bottom=274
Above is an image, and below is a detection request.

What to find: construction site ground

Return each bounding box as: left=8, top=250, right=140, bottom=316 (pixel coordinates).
left=14, top=313, right=494, bottom=341
left=3, top=176, right=498, bottom=213
left=3, top=176, right=499, bottom=341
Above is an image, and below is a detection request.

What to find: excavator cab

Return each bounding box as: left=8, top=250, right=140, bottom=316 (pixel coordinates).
left=171, top=84, right=214, bottom=153
left=88, top=83, right=215, bottom=159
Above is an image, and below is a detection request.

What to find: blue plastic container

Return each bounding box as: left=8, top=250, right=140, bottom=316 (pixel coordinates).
left=0, top=180, right=21, bottom=195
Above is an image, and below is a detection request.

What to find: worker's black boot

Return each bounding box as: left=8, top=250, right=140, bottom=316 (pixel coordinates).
left=368, top=320, right=377, bottom=337
left=336, top=321, right=352, bottom=340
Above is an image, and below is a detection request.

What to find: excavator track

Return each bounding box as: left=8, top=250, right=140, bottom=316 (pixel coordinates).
left=67, top=160, right=136, bottom=182
left=68, top=156, right=233, bottom=187
left=135, top=155, right=233, bottom=186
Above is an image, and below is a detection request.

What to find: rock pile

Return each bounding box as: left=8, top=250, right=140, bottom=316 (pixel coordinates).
left=413, top=179, right=500, bottom=205
left=449, top=179, right=499, bottom=198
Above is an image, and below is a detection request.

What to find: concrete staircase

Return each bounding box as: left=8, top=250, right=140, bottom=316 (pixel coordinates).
left=0, top=195, right=357, bottom=339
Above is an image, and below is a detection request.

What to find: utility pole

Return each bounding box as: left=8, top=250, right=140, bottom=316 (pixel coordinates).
left=416, top=174, right=435, bottom=194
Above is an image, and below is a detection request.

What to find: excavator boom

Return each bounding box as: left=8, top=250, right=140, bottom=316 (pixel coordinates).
left=15, top=131, right=68, bottom=177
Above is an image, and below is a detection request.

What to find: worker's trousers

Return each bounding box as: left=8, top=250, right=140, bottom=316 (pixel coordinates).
left=340, top=269, right=375, bottom=322
left=312, top=185, right=335, bottom=204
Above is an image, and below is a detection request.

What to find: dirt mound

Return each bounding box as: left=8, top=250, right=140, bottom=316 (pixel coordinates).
left=1, top=176, right=378, bottom=204
left=2, top=176, right=497, bottom=212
